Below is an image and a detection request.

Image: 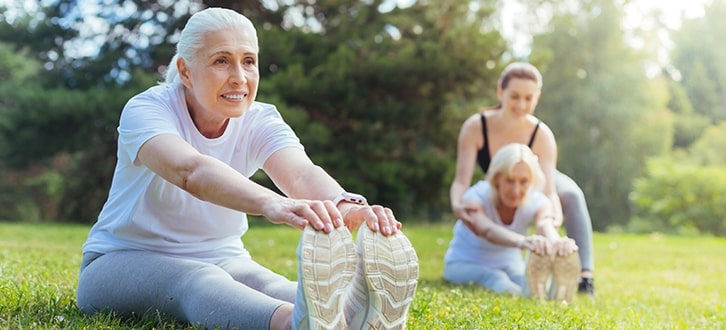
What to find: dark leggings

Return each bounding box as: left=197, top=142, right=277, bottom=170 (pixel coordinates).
left=76, top=250, right=297, bottom=329
left=555, top=170, right=595, bottom=273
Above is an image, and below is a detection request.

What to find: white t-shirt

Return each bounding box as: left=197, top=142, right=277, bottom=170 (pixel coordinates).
left=444, top=180, right=548, bottom=269
left=82, top=83, right=304, bottom=262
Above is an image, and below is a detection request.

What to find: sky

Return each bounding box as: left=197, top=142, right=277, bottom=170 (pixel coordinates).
left=0, top=0, right=711, bottom=64
left=625, top=0, right=708, bottom=29
left=501, top=0, right=709, bottom=57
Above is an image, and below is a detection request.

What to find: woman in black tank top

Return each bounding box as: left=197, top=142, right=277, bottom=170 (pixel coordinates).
left=449, top=62, right=596, bottom=295
left=477, top=114, right=541, bottom=173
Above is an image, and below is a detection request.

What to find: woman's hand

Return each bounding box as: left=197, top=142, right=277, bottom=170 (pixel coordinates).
left=452, top=199, right=483, bottom=225
left=338, top=203, right=401, bottom=236
left=550, top=236, right=578, bottom=256
left=262, top=198, right=344, bottom=232
left=517, top=235, right=551, bottom=256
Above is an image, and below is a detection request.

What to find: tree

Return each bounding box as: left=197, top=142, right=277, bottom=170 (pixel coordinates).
left=1, top=0, right=512, bottom=222
left=665, top=76, right=710, bottom=149
left=250, top=0, right=507, bottom=217
left=670, top=0, right=726, bottom=123
left=0, top=41, right=48, bottom=221
left=688, top=122, right=726, bottom=166
left=630, top=157, right=726, bottom=236
left=528, top=0, right=672, bottom=230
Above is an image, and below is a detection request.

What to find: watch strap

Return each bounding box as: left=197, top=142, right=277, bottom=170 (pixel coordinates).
left=332, top=192, right=367, bottom=206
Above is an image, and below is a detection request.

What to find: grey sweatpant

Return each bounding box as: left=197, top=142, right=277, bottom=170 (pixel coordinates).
left=555, top=170, right=595, bottom=272
left=76, top=250, right=297, bottom=329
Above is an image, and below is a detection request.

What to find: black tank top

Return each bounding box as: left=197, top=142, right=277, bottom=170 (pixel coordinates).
left=476, top=113, right=540, bottom=174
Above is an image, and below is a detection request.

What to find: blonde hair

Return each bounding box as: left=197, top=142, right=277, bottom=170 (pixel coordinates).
left=486, top=143, right=545, bottom=202
left=162, top=7, right=258, bottom=84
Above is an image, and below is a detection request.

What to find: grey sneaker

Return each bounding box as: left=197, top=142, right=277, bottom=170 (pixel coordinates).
left=293, top=225, right=356, bottom=330
left=525, top=252, right=552, bottom=301
left=551, top=252, right=581, bottom=304
left=347, top=225, right=419, bottom=330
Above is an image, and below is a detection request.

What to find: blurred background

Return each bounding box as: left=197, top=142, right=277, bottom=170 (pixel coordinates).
left=0, top=0, right=723, bottom=236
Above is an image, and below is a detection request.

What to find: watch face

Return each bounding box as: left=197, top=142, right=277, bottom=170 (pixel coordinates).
left=335, top=192, right=367, bottom=206
left=345, top=193, right=366, bottom=205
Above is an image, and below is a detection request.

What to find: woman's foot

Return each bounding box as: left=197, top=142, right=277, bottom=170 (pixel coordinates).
left=551, top=253, right=581, bottom=303
left=577, top=277, right=595, bottom=296
left=525, top=253, right=552, bottom=301
left=293, top=225, right=356, bottom=330
left=346, top=225, right=419, bottom=330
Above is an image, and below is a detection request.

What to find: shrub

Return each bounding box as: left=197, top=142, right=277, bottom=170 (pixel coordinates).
left=630, top=157, right=726, bottom=235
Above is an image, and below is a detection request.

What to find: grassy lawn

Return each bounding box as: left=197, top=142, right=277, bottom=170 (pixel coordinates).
left=1, top=221, right=724, bottom=329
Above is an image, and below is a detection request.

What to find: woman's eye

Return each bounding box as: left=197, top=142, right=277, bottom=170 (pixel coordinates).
left=214, top=58, right=228, bottom=65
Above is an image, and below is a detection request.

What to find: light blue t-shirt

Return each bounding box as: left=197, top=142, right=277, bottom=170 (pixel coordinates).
left=444, top=180, right=548, bottom=269
left=82, top=83, right=303, bottom=262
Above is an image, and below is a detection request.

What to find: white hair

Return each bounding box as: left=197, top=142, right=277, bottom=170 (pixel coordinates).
left=162, top=7, right=258, bottom=84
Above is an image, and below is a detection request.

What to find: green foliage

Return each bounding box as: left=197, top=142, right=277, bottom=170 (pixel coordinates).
left=630, top=157, right=726, bottom=236
left=0, top=42, right=39, bottom=82
left=688, top=122, right=726, bottom=166
left=54, top=71, right=160, bottom=222
left=626, top=0, right=726, bottom=235
left=0, top=0, right=510, bottom=222
left=256, top=0, right=505, bottom=217
left=0, top=59, right=158, bottom=221
left=0, top=41, right=40, bottom=141
left=0, top=0, right=724, bottom=230
left=2, top=223, right=725, bottom=328
left=529, top=0, right=672, bottom=230
left=670, top=0, right=726, bottom=123
left=666, top=78, right=711, bottom=149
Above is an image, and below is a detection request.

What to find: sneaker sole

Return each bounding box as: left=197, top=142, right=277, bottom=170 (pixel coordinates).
left=526, top=252, right=552, bottom=301
left=358, top=226, right=419, bottom=330
left=299, top=226, right=357, bottom=330
left=551, top=252, right=581, bottom=303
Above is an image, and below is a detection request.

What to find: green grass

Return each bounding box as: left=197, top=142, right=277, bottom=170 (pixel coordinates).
left=1, top=222, right=724, bottom=329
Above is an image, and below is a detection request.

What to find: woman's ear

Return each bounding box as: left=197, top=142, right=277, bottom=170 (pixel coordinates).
left=177, top=57, right=192, bottom=88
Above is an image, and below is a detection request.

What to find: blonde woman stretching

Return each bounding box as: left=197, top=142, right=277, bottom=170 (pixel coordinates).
left=444, top=143, right=580, bottom=302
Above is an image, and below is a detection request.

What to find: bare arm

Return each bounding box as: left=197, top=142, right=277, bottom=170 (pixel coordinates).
left=263, top=147, right=343, bottom=201
left=531, top=123, right=564, bottom=227
left=462, top=204, right=550, bottom=256
left=138, top=134, right=282, bottom=216
left=533, top=203, right=560, bottom=240
left=264, top=147, right=401, bottom=235
left=462, top=203, right=523, bottom=247
left=532, top=203, right=578, bottom=256
left=450, top=114, right=490, bottom=223
left=137, top=134, right=340, bottom=232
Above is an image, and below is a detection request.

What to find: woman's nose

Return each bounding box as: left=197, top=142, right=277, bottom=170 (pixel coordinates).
left=229, top=65, right=247, bottom=85
left=517, top=99, right=527, bottom=109
left=513, top=183, right=524, bottom=194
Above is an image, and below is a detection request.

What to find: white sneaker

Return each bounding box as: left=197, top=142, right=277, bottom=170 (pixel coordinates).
left=551, top=253, right=581, bottom=303
left=346, top=225, right=419, bottom=330
left=525, top=252, right=552, bottom=301
left=293, top=225, right=356, bottom=330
